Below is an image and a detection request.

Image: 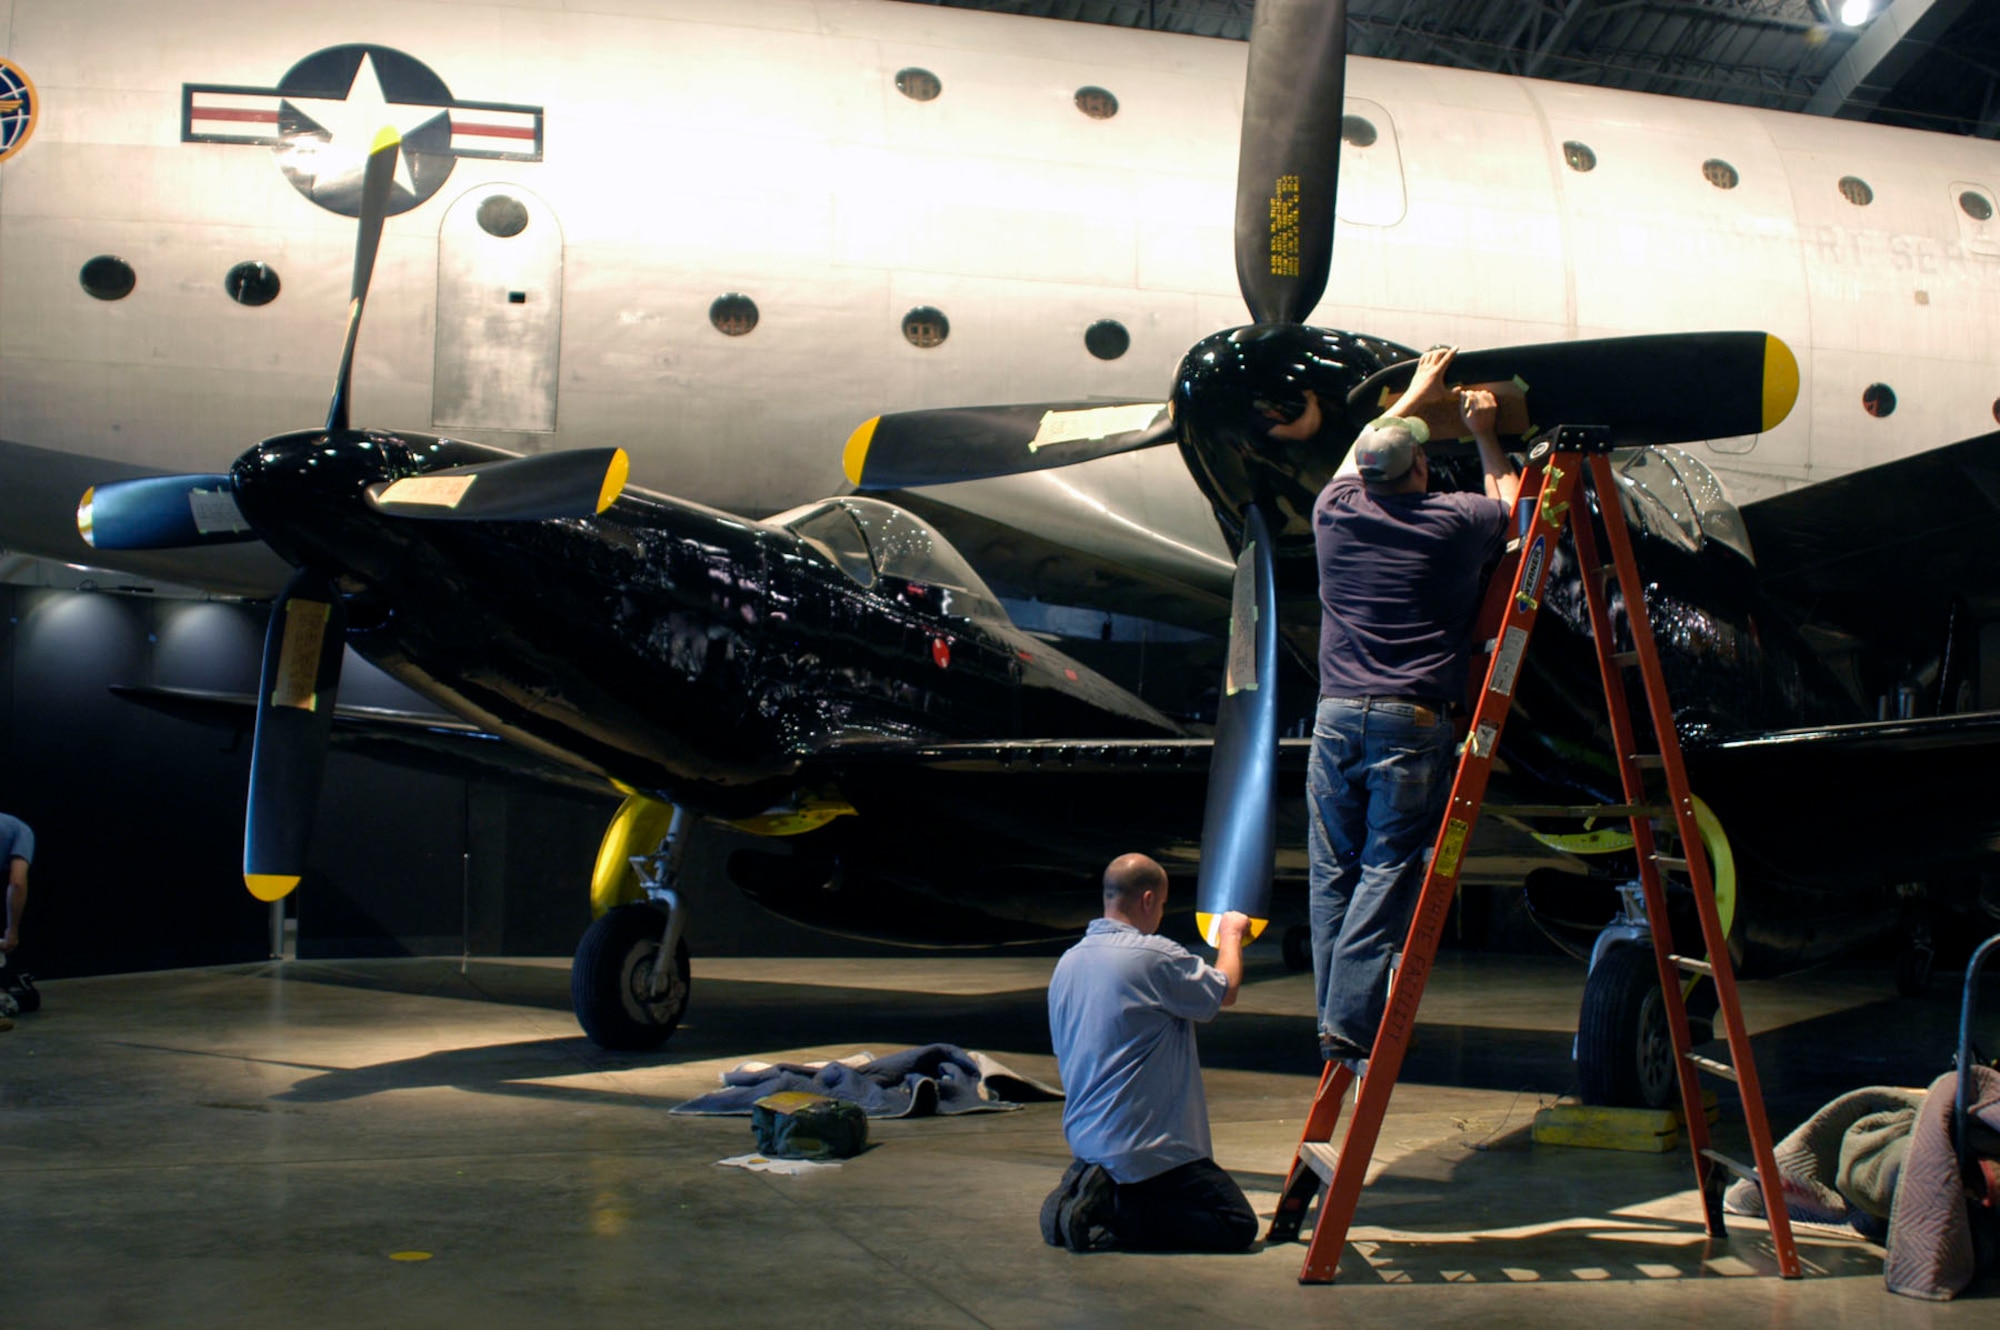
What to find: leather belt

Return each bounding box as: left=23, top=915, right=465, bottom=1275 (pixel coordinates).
left=1322, top=695, right=1445, bottom=727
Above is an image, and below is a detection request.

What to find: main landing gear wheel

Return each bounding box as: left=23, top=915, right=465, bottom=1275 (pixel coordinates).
left=1576, top=943, right=1677, bottom=1109
left=571, top=902, right=691, bottom=1051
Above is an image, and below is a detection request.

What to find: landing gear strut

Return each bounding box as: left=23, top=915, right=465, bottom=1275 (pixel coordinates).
left=572, top=803, right=693, bottom=1051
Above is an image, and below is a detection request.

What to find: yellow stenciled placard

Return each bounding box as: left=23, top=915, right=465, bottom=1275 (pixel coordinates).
left=270, top=599, right=331, bottom=711
left=1433, top=818, right=1470, bottom=881
left=1268, top=175, right=1300, bottom=277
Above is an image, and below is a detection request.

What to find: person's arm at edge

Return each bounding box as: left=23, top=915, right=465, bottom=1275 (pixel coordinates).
left=1460, top=387, right=1521, bottom=508
left=1213, top=911, right=1251, bottom=1008
left=3, top=857, right=26, bottom=953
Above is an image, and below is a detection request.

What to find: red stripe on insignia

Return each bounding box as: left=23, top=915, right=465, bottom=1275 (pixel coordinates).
left=195, top=108, right=279, bottom=124
left=451, top=122, right=535, bottom=140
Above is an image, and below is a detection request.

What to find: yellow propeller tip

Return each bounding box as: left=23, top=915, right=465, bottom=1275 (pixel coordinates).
left=245, top=873, right=301, bottom=902
left=76, top=486, right=97, bottom=546
left=597, top=449, right=630, bottom=514
left=370, top=125, right=402, bottom=154
left=1195, top=912, right=1270, bottom=946
left=842, top=417, right=880, bottom=488
left=1761, top=334, right=1800, bottom=433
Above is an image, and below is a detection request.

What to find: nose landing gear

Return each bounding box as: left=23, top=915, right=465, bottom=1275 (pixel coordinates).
left=572, top=799, right=693, bottom=1051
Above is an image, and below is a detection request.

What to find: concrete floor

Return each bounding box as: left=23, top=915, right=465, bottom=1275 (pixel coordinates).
left=4, top=948, right=1993, bottom=1326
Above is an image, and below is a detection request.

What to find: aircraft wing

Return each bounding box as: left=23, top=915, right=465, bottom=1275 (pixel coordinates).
left=1740, top=427, right=2000, bottom=654
left=110, top=684, right=614, bottom=796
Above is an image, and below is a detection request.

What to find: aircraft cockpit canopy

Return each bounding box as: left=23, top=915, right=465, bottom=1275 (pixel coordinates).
left=772, top=497, right=1008, bottom=621
left=1611, top=447, right=1754, bottom=565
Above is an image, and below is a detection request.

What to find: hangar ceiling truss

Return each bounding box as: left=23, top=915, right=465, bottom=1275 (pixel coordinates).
left=906, top=0, right=2000, bottom=136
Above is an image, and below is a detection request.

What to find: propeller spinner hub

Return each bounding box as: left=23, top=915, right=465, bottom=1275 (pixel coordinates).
left=1171, top=322, right=1414, bottom=545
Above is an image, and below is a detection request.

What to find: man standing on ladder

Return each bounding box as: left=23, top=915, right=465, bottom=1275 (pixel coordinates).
left=1307, top=347, right=1520, bottom=1069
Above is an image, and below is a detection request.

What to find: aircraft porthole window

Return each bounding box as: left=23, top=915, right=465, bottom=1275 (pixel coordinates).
left=1341, top=116, right=1378, bottom=149
left=476, top=195, right=530, bottom=238
left=224, top=261, right=281, bottom=307
left=902, top=306, right=949, bottom=349
left=1075, top=86, right=1118, bottom=120
left=79, top=255, right=135, bottom=301
left=1863, top=383, right=1897, bottom=418
left=1838, top=176, right=1874, bottom=206
left=895, top=68, right=941, bottom=102
left=1562, top=141, right=1596, bottom=173
left=1702, top=159, right=1740, bottom=190
left=1084, top=319, right=1129, bottom=361
left=709, top=293, right=759, bottom=337
left=1960, top=190, right=1995, bottom=222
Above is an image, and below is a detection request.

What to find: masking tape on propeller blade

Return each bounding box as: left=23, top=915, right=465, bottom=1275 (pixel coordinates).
left=245, top=873, right=301, bottom=902
left=1761, top=335, right=1800, bottom=432
left=272, top=599, right=332, bottom=712
left=378, top=474, right=477, bottom=509
left=1196, top=912, right=1269, bottom=947
left=598, top=449, right=631, bottom=513
left=842, top=417, right=880, bottom=487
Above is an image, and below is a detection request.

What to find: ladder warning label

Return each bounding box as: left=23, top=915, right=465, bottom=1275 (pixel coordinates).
left=1489, top=625, right=1529, bottom=697
left=1435, top=818, right=1469, bottom=880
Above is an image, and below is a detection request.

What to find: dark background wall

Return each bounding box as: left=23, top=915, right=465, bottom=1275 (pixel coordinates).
left=0, top=583, right=919, bottom=981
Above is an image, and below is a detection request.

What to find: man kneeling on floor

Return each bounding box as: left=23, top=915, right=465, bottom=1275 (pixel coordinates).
left=1041, top=852, right=1258, bottom=1253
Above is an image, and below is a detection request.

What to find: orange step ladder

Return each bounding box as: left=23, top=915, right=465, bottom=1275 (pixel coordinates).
left=1266, top=424, right=1803, bottom=1283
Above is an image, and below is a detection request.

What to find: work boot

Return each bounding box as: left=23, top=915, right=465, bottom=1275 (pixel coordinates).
left=1039, top=1159, right=1088, bottom=1247
left=1058, top=1164, right=1117, bottom=1252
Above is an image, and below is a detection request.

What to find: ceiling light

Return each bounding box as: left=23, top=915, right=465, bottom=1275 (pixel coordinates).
left=1839, top=0, right=1872, bottom=26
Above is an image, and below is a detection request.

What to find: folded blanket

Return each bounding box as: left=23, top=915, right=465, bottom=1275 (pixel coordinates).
left=1885, top=1065, right=2000, bottom=1301
left=1724, top=1086, right=1926, bottom=1228
left=671, top=1044, right=1064, bottom=1118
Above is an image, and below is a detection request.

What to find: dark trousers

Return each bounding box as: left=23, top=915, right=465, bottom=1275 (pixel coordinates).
left=1110, top=1157, right=1258, bottom=1252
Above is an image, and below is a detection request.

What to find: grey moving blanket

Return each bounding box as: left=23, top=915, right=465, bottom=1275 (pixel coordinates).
left=1884, top=1065, right=2000, bottom=1301
left=672, top=1044, right=1063, bottom=1118
left=1723, top=1085, right=1926, bottom=1233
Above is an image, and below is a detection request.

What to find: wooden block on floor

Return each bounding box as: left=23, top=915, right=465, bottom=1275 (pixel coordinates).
left=1531, top=1092, right=1719, bottom=1154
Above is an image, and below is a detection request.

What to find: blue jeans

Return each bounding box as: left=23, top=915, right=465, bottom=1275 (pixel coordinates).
left=1307, top=696, right=1456, bottom=1051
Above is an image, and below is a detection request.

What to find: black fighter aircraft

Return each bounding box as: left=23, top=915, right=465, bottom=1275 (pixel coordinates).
left=77, top=126, right=1297, bottom=1052
left=844, top=0, right=2000, bottom=1109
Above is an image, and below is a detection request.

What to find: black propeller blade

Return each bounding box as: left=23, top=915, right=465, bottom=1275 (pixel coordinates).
left=843, top=402, right=1171, bottom=492
left=244, top=568, right=347, bottom=902
left=1346, top=332, right=1800, bottom=448
left=368, top=447, right=632, bottom=521
left=77, top=475, right=257, bottom=550
left=1234, top=0, right=1349, bottom=326
left=326, top=126, right=401, bottom=436
left=1195, top=502, right=1280, bottom=941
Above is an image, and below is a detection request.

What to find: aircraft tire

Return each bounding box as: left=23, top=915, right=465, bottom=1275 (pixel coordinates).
left=1576, top=944, right=1676, bottom=1109
left=571, top=903, right=691, bottom=1051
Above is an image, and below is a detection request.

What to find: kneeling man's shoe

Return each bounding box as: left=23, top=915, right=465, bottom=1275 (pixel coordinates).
left=1058, top=1164, right=1116, bottom=1252
left=1039, top=1159, right=1089, bottom=1247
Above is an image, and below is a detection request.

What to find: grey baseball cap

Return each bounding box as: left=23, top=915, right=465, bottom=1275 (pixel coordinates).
left=1351, top=419, right=1422, bottom=483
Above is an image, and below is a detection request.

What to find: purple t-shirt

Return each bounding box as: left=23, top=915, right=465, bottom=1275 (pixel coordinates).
left=1314, top=474, right=1510, bottom=704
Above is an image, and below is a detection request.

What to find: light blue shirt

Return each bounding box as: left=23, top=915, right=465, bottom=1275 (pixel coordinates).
left=0, top=813, right=31, bottom=869
left=1048, top=918, right=1229, bottom=1183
